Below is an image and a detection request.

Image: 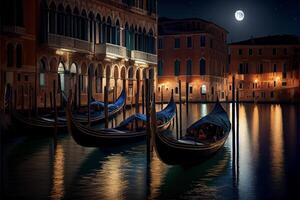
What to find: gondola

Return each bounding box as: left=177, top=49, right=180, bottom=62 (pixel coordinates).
left=155, top=101, right=231, bottom=165
left=66, top=95, right=176, bottom=147
left=12, top=90, right=126, bottom=134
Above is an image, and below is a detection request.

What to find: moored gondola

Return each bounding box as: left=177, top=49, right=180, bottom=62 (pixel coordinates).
left=12, top=90, right=126, bottom=134
left=155, top=101, right=231, bottom=165
left=66, top=95, right=176, bottom=147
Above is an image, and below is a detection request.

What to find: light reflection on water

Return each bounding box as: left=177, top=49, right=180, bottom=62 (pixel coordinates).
left=2, top=103, right=300, bottom=200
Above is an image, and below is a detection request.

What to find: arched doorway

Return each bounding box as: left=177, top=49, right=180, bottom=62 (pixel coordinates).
left=70, top=62, right=77, bottom=95
left=58, top=62, right=65, bottom=92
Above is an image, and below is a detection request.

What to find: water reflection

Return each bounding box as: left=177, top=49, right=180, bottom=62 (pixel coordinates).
left=270, top=105, right=284, bottom=190
left=51, top=143, right=65, bottom=200
left=2, top=103, right=300, bottom=200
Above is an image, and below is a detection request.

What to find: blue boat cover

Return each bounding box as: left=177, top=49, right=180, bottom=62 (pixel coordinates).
left=117, top=97, right=176, bottom=128
left=187, top=102, right=231, bottom=133
left=90, top=90, right=126, bottom=112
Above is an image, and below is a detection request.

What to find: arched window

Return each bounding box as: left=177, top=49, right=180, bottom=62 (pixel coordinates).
left=148, top=29, right=154, bottom=53
left=95, top=64, right=103, bottom=93
left=49, top=2, right=56, bottom=34
left=16, top=0, right=24, bottom=27
left=116, top=20, right=120, bottom=45
left=186, top=59, right=192, bottom=75
left=101, top=17, right=106, bottom=43
left=88, top=12, right=95, bottom=43
left=58, top=62, right=65, bottom=91
left=40, top=0, right=48, bottom=41
left=158, top=60, right=163, bottom=76
left=96, top=14, right=101, bottom=44
left=174, top=60, right=180, bottom=76
left=57, top=4, right=65, bottom=35
left=7, top=43, right=14, bottom=67
left=73, top=7, right=80, bottom=39
left=201, top=85, right=207, bottom=95
left=16, top=44, right=22, bottom=68
left=128, top=67, right=133, bottom=79
left=138, top=27, right=142, bottom=51
left=200, top=58, right=206, bottom=75
left=81, top=10, right=88, bottom=41
left=134, top=26, right=138, bottom=50
left=125, top=23, right=130, bottom=49
left=70, top=63, right=77, bottom=74
left=106, top=17, right=112, bottom=43
left=65, top=6, right=72, bottom=37
left=39, top=59, right=46, bottom=87
left=130, top=25, right=135, bottom=50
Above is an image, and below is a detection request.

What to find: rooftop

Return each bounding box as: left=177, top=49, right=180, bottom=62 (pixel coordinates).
left=158, top=17, right=228, bottom=36
left=230, top=35, right=300, bottom=46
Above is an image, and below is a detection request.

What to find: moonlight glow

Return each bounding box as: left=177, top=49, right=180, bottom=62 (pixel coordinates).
left=235, top=10, right=245, bottom=21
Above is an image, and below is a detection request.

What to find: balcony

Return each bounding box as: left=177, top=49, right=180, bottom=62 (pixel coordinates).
left=95, top=43, right=129, bottom=59
left=131, top=50, right=157, bottom=65
left=2, top=25, right=26, bottom=35
left=47, top=33, right=92, bottom=53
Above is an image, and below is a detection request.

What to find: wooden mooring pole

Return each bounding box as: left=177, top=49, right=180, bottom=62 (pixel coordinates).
left=142, top=83, right=145, bottom=114
left=160, top=86, right=163, bottom=109
left=14, top=89, right=17, bottom=111
left=123, top=79, right=126, bottom=120
left=53, top=80, right=58, bottom=138
left=88, top=74, right=92, bottom=127
left=179, top=80, right=182, bottom=138
left=145, top=79, right=151, bottom=163
left=21, top=85, right=24, bottom=112
left=150, top=92, right=157, bottom=152
left=104, top=86, right=109, bottom=128
left=232, top=75, right=236, bottom=181
left=186, top=82, right=189, bottom=113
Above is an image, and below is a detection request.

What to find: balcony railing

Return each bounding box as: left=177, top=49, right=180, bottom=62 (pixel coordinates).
left=131, top=50, right=157, bottom=64
left=48, top=33, right=92, bottom=53
left=95, top=43, right=128, bottom=59
left=2, top=25, right=26, bottom=35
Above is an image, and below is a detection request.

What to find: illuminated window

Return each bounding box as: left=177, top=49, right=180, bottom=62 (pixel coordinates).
left=201, top=85, right=206, bottom=95
left=39, top=59, right=46, bottom=87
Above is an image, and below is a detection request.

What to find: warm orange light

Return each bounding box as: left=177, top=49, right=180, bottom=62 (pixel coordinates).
left=254, top=79, right=258, bottom=83
left=56, top=50, right=64, bottom=55
left=276, top=76, right=280, bottom=81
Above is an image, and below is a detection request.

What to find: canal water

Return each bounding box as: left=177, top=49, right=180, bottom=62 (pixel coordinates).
left=1, top=103, right=300, bottom=200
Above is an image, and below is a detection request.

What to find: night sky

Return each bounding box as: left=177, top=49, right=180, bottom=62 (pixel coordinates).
left=158, top=0, right=300, bottom=42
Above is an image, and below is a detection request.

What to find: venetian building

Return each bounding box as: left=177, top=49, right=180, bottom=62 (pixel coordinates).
left=157, top=18, right=228, bottom=102
left=228, top=35, right=300, bottom=102
left=0, top=0, right=158, bottom=110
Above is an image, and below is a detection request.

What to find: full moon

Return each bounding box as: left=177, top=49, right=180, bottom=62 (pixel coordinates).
left=235, top=10, right=244, bottom=21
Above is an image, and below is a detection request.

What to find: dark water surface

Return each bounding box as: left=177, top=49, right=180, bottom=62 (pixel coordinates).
left=1, top=103, right=300, bottom=200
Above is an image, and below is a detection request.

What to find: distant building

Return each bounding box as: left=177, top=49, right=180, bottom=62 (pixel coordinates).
left=157, top=18, right=228, bottom=102
left=228, top=35, right=300, bottom=102
left=0, top=0, right=157, bottom=110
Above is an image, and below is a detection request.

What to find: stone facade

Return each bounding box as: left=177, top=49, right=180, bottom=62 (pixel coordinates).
left=157, top=18, right=228, bottom=102
left=228, top=35, right=300, bottom=102
left=0, top=0, right=157, bottom=110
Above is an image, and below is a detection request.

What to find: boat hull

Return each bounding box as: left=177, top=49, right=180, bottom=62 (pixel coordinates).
left=155, top=130, right=229, bottom=165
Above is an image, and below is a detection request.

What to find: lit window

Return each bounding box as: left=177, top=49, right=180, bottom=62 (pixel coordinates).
left=201, top=85, right=206, bottom=95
